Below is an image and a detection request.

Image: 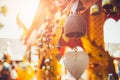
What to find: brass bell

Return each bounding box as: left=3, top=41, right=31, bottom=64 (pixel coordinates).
left=102, top=0, right=115, bottom=9
left=90, top=4, right=101, bottom=16
left=64, top=14, right=87, bottom=38
left=109, top=6, right=119, bottom=15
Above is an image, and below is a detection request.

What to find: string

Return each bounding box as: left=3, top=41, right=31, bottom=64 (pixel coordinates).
left=73, top=34, right=78, bottom=52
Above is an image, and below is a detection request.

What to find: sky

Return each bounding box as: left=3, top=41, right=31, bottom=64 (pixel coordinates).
left=0, top=0, right=39, bottom=39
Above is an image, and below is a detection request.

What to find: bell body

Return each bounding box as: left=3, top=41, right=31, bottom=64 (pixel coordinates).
left=90, top=4, right=101, bottom=16
left=64, top=14, right=87, bottom=38
left=102, top=0, right=115, bottom=9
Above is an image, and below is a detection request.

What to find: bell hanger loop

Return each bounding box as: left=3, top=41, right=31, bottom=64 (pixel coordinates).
left=73, top=46, right=78, bottom=52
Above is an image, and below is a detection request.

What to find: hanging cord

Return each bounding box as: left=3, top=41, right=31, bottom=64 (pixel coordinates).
left=71, top=0, right=80, bottom=14
left=73, top=35, right=78, bottom=52
left=62, top=0, right=85, bottom=15
left=62, top=0, right=75, bottom=15
left=71, top=0, right=85, bottom=14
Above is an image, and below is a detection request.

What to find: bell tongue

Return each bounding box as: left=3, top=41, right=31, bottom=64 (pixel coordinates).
left=63, top=51, right=89, bottom=80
